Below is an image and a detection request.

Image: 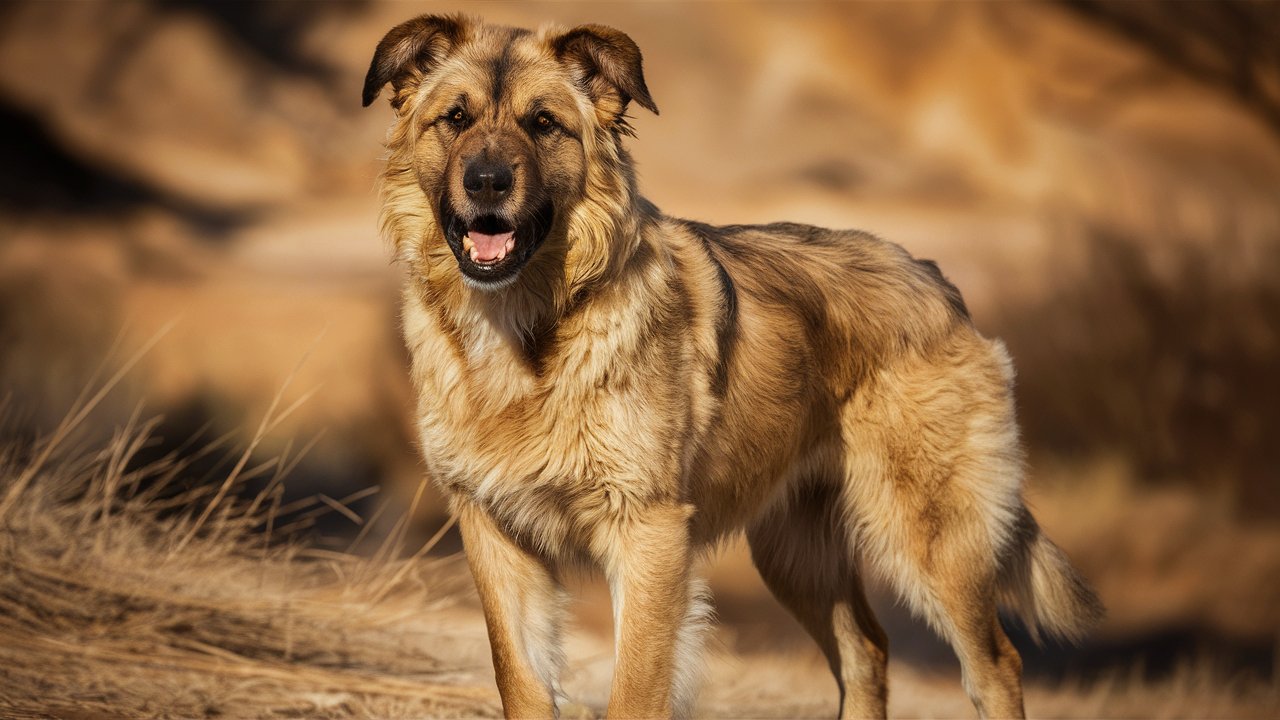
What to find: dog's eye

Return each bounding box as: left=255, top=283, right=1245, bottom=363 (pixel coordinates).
left=445, top=107, right=468, bottom=128
left=534, top=112, right=556, bottom=133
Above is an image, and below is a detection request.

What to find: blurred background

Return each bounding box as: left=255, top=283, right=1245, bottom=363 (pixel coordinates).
left=2, top=0, right=1277, bottom=705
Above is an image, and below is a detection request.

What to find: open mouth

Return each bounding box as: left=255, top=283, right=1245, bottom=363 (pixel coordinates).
left=440, top=200, right=555, bottom=289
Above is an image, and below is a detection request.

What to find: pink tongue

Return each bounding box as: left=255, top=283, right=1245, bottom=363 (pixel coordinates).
left=469, top=231, right=515, bottom=262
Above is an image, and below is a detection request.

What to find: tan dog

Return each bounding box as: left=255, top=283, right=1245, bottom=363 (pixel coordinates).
left=362, top=14, right=1102, bottom=719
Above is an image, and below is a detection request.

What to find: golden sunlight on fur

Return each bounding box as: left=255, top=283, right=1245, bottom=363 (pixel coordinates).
left=364, top=14, right=1102, bottom=719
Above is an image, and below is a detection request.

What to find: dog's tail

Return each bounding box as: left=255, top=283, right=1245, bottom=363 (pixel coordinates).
left=996, top=507, right=1104, bottom=644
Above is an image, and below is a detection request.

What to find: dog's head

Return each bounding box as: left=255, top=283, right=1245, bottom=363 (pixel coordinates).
left=363, top=15, right=657, bottom=292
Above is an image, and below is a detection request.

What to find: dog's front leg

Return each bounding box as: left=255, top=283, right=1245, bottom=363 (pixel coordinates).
left=456, top=500, right=566, bottom=718
left=604, top=503, right=696, bottom=719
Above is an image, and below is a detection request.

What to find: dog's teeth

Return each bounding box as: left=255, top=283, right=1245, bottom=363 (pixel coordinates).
left=462, top=234, right=474, bottom=252
left=504, top=237, right=515, bottom=254
left=469, top=247, right=479, bottom=262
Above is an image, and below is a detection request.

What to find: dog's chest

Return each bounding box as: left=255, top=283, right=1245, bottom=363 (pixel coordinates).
left=405, top=303, right=688, bottom=547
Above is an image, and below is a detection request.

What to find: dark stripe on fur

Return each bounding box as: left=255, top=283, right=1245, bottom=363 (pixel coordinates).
left=691, top=220, right=970, bottom=325
left=681, top=220, right=739, bottom=398
left=489, top=28, right=530, bottom=112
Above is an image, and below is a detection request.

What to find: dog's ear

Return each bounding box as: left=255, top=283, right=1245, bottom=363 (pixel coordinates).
left=362, top=14, right=469, bottom=109
left=552, top=24, right=659, bottom=127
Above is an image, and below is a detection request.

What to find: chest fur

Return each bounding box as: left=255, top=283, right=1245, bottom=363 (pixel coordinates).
left=401, top=291, right=699, bottom=550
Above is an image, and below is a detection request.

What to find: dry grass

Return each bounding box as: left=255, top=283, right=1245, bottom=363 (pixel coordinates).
left=0, top=377, right=500, bottom=719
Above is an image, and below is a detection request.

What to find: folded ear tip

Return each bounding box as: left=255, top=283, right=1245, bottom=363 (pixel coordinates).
left=362, top=13, right=468, bottom=111
left=635, top=90, right=658, bottom=115
left=361, top=61, right=384, bottom=107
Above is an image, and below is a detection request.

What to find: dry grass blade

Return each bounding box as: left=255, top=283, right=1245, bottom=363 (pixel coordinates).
left=173, top=345, right=319, bottom=554
left=0, top=319, right=175, bottom=520
left=368, top=514, right=459, bottom=606
left=0, top=379, right=499, bottom=718
left=318, top=487, right=380, bottom=527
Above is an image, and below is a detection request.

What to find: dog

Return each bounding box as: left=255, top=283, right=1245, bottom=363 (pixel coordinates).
left=362, top=14, right=1102, bottom=719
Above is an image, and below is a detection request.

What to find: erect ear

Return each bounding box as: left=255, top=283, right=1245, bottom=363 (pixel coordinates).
left=552, top=24, right=658, bottom=127
left=362, top=14, right=469, bottom=109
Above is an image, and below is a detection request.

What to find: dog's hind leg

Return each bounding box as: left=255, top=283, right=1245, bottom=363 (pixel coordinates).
left=840, top=337, right=1030, bottom=719
left=934, top=584, right=1025, bottom=719
left=456, top=500, right=567, bottom=717
left=747, top=482, right=889, bottom=719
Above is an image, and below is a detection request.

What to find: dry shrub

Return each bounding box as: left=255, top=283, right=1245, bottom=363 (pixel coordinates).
left=0, top=385, right=499, bottom=718
left=999, top=230, right=1280, bottom=515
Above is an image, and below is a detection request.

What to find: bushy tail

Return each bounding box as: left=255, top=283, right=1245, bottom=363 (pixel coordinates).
left=997, top=507, right=1105, bottom=644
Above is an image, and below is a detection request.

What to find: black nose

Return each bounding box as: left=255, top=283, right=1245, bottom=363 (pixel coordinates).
left=463, top=158, right=513, bottom=204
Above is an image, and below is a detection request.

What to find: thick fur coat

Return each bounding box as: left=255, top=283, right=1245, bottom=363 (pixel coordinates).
left=363, top=15, right=1102, bottom=719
